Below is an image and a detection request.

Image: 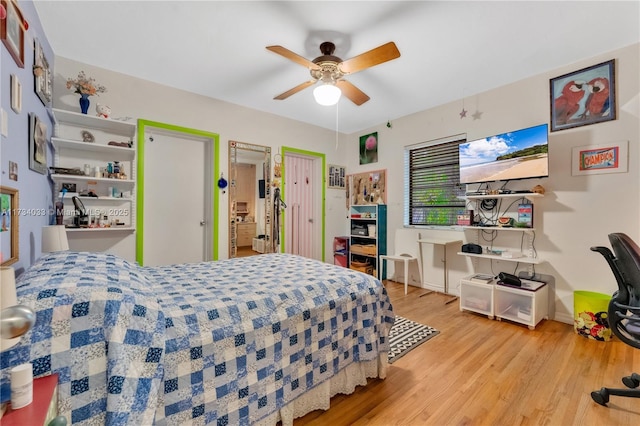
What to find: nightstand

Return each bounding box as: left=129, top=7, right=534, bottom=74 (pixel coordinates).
left=1, top=374, right=61, bottom=425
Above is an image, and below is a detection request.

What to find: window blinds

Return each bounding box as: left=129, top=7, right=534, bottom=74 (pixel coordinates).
left=404, top=136, right=466, bottom=226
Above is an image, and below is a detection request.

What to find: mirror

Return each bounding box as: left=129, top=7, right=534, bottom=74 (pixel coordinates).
left=229, top=141, right=272, bottom=258
left=0, top=186, right=19, bottom=266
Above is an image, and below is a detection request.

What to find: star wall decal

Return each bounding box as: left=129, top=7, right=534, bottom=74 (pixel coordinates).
left=459, top=108, right=467, bottom=119
left=472, top=110, right=483, bottom=120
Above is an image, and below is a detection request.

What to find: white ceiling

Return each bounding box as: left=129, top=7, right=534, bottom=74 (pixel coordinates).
left=34, top=1, right=640, bottom=134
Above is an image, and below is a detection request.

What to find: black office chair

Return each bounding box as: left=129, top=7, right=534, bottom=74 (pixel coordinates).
left=589, top=233, right=640, bottom=406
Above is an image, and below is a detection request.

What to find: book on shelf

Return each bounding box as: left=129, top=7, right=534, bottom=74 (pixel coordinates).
left=469, top=273, right=494, bottom=283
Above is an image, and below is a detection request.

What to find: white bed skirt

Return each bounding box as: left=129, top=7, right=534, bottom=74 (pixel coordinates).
left=258, top=353, right=389, bottom=425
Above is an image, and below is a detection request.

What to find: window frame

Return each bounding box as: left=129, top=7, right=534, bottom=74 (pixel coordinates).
left=404, top=134, right=467, bottom=228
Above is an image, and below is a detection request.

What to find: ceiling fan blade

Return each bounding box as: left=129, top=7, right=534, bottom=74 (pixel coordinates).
left=266, top=45, right=320, bottom=70
left=336, top=80, right=370, bottom=106
left=274, top=80, right=317, bottom=100
left=339, top=42, right=401, bottom=74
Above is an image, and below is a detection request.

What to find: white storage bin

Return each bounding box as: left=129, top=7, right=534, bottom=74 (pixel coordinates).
left=460, top=278, right=495, bottom=318
left=494, top=282, right=548, bottom=329
left=252, top=237, right=266, bottom=253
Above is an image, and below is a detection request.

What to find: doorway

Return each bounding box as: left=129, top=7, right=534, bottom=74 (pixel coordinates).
left=281, top=147, right=325, bottom=261
left=136, top=120, right=219, bottom=266
left=228, top=141, right=272, bottom=258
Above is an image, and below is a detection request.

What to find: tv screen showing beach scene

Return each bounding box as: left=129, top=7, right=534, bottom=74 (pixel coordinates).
left=459, top=123, right=549, bottom=185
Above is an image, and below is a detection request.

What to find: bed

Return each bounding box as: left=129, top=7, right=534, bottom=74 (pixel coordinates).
left=2, top=251, right=394, bottom=425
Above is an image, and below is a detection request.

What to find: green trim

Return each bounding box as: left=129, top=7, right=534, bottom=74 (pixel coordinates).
left=280, top=146, right=326, bottom=262
left=136, top=119, right=220, bottom=265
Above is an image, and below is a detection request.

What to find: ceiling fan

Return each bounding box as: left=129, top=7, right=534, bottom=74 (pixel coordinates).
left=266, top=41, right=400, bottom=106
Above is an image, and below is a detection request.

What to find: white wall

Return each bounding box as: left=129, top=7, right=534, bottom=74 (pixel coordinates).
left=51, top=56, right=350, bottom=261
left=345, top=43, right=640, bottom=323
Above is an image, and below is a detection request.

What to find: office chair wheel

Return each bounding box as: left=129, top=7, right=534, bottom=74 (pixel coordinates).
left=622, top=374, right=640, bottom=388
left=591, top=388, right=610, bottom=406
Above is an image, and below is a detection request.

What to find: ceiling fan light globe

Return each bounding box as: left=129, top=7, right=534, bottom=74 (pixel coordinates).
left=313, top=84, right=341, bottom=106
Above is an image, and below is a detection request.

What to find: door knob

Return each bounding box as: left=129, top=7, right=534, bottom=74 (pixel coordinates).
left=200, top=221, right=206, bottom=226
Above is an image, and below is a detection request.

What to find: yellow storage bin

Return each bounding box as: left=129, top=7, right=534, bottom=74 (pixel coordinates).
left=574, top=290, right=612, bottom=341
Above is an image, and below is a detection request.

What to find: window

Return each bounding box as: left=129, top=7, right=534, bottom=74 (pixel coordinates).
left=404, top=135, right=466, bottom=226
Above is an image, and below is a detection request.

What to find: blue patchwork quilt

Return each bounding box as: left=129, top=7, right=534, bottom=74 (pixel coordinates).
left=2, top=252, right=394, bottom=425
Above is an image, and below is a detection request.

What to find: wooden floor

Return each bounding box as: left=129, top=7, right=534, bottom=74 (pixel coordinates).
left=236, top=246, right=260, bottom=257
left=295, top=280, right=640, bottom=426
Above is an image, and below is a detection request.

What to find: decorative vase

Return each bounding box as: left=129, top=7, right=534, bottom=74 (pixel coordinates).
left=79, top=94, right=90, bottom=114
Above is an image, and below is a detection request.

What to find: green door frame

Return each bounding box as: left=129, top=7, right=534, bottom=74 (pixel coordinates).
left=280, top=146, right=326, bottom=262
left=136, top=119, right=220, bottom=265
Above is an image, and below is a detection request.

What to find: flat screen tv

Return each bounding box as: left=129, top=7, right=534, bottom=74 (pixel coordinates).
left=459, top=123, right=549, bottom=185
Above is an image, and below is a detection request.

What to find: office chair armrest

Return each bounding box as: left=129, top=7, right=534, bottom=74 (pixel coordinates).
left=590, top=245, right=614, bottom=257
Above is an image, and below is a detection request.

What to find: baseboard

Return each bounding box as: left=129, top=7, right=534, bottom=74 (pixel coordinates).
left=418, top=282, right=459, bottom=296
left=553, top=312, right=573, bottom=325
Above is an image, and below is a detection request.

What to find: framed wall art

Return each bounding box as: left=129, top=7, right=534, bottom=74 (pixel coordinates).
left=10, top=74, right=21, bottom=113
left=0, top=186, right=19, bottom=266
left=550, top=59, right=616, bottom=132
left=327, top=164, right=346, bottom=189
left=571, top=141, right=628, bottom=176
left=29, top=113, right=48, bottom=174
left=34, top=38, right=53, bottom=106
left=9, top=161, right=18, bottom=181
left=0, top=0, right=25, bottom=68
left=359, top=132, right=378, bottom=165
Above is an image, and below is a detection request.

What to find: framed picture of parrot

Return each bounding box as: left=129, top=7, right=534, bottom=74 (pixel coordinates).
left=550, top=59, right=616, bottom=132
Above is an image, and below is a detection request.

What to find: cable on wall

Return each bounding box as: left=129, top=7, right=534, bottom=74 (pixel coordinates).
left=335, top=102, right=340, bottom=151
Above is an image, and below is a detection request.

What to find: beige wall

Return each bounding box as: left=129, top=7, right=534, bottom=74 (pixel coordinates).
left=53, top=42, right=639, bottom=323
left=345, top=43, right=640, bottom=323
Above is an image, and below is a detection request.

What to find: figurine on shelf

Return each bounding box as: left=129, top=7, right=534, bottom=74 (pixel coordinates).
left=81, top=130, right=95, bottom=143
left=96, top=104, right=111, bottom=119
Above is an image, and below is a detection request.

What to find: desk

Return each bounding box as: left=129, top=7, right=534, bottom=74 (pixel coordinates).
left=417, top=238, right=462, bottom=304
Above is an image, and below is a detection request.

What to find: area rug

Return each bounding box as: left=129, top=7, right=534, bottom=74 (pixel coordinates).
left=387, top=316, right=440, bottom=363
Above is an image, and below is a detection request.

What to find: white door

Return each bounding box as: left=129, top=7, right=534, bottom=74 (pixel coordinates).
left=143, top=128, right=212, bottom=266
left=283, top=152, right=322, bottom=260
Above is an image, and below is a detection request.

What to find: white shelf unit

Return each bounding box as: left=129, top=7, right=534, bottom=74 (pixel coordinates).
left=65, top=227, right=135, bottom=233
left=51, top=137, right=135, bottom=158
left=53, top=108, right=136, bottom=134
left=459, top=276, right=549, bottom=329
left=50, top=174, right=135, bottom=186
left=455, top=251, right=543, bottom=265
left=51, top=109, right=137, bottom=259
left=458, top=192, right=550, bottom=329
left=74, top=196, right=134, bottom=203
left=458, top=192, right=544, bottom=269
left=462, top=225, right=537, bottom=233
left=465, top=193, right=543, bottom=202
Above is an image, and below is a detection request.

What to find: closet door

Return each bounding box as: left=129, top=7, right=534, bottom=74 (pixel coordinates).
left=142, top=127, right=212, bottom=266
left=283, top=153, right=321, bottom=260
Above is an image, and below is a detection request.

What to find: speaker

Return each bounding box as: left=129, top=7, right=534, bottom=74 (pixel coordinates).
left=461, top=243, right=482, bottom=254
